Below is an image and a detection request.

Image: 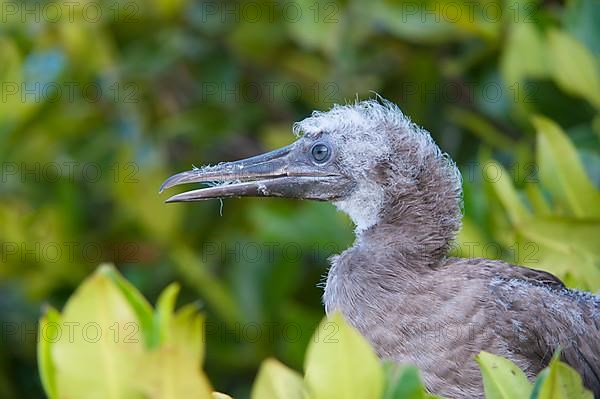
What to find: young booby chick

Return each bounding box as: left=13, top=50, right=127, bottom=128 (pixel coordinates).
left=161, top=99, right=600, bottom=398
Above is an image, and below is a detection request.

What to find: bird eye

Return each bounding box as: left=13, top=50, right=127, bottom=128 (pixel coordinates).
left=311, top=143, right=331, bottom=163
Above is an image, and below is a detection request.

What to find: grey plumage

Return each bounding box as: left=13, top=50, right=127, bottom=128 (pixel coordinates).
left=162, top=99, right=600, bottom=398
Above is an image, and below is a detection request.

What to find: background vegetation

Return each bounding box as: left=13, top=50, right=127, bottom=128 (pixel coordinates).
left=0, top=0, right=599, bottom=397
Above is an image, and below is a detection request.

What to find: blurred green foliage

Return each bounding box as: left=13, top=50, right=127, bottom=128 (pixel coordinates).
left=0, top=0, right=599, bottom=397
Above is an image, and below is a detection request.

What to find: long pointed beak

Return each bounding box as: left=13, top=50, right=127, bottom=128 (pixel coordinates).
left=160, top=143, right=352, bottom=203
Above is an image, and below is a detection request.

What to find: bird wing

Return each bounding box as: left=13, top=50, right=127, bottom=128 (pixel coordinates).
left=483, top=260, right=600, bottom=397
left=508, top=265, right=566, bottom=290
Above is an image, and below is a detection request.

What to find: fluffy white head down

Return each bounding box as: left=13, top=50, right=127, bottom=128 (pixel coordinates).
left=293, top=99, right=459, bottom=233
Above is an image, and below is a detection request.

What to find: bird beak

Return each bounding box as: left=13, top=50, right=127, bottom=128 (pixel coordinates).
left=160, top=143, right=353, bottom=203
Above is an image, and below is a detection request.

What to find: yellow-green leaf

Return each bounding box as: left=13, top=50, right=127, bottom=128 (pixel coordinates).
left=140, top=348, right=213, bottom=399
left=547, top=29, right=600, bottom=109
left=101, top=264, right=155, bottom=347
left=476, top=351, right=533, bottom=399
left=517, top=218, right=600, bottom=256
left=113, top=151, right=182, bottom=243
left=171, top=303, right=206, bottom=364
left=304, top=312, right=383, bottom=399
left=536, top=356, right=594, bottom=399
left=38, top=306, right=61, bottom=399
left=447, top=107, right=514, bottom=150
left=533, top=116, right=600, bottom=218
left=251, top=358, right=305, bottom=399
left=454, top=218, right=491, bottom=259
left=286, top=0, right=341, bottom=56
left=487, top=161, right=531, bottom=225
left=155, top=283, right=180, bottom=345
left=52, top=266, right=146, bottom=399
left=515, top=218, right=600, bottom=289
left=153, top=0, right=185, bottom=18
left=139, top=298, right=212, bottom=399
left=501, top=23, right=547, bottom=87
left=525, top=183, right=551, bottom=215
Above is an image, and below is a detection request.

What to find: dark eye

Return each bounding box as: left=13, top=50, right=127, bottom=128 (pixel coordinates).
left=311, top=143, right=331, bottom=163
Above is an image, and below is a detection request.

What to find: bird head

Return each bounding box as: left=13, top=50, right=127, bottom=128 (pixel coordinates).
left=161, top=99, right=462, bottom=234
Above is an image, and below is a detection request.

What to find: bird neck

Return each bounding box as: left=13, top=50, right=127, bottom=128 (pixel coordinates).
left=324, top=151, right=463, bottom=314
left=358, top=147, right=463, bottom=266
left=372, top=181, right=462, bottom=265
left=323, top=213, right=456, bottom=318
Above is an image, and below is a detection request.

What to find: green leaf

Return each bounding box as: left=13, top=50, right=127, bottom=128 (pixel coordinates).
left=251, top=358, right=305, bottom=399
left=154, top=283, right=180, bottom=345
left=564, top=0, right=600, bottom=55
left=536, top=355, right=594, bottom=399
left=171, top=246, right=240, bottom=326
left=476, top=351, right=533, bottom=399
left=501, top=22, right=547, bottom=87
left=52, top=266, right=146, bottom=399
left=515, top=221, right=600, bottom=290
left=447, top=107, right=514, bottom=150
left=38, top=265, right=215, bottom=399
left=454, top=218, right=491, bottom=259
left=547, top=29, right=600, bottom=109
left=139, top=287, right=212, bottom=399
left=517, top=218, right=600, bottom=257
left=38, top=306, right=61, bottom=399
left=304, top=312, right=384, bottom=399
left=533, top=116, right=600, bottom=218
left=100, top=264, right=155, bottom=347
left=525, top=184, right=551, bottom=216
left=171, top=303, right=206, bottom=365
left=370, top=1, right=495, bottom=44
left=286, top=0, right=341, bottom=56
left=153, top=0, right=185, bottom=18
left=487, top=161, right=531, bottom=225
left=113, top=159, right=183, bottom=243
left=382, top=362, right=430, bottom=399
left=531, top=368, right=549, bottom=399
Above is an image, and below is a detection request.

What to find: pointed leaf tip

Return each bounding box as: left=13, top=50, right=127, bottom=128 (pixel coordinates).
left=51, top=267, right=146, bottom=399
left=251, top=358, right=304, bottom=399
left=92, top=264, right=155, bottom=346
left=97, top=262, right=116, bottom=274
left=536, top=353, right=594, bottom=399
left=532, top=115, right=600, bottom=218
